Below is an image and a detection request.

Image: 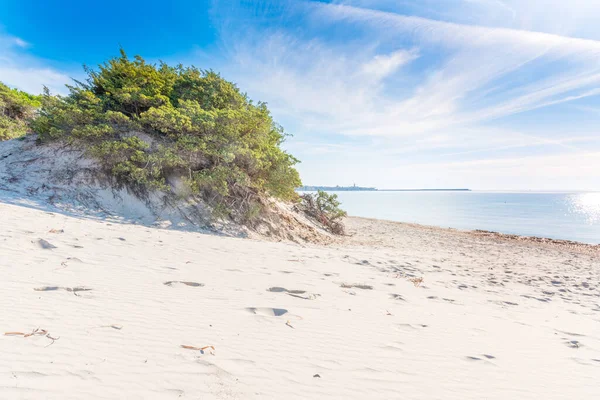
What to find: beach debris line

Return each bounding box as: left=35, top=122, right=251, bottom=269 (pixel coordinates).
left=181, top=345, right=215, bottom=355
left=5, top=328, right=60, bottom=347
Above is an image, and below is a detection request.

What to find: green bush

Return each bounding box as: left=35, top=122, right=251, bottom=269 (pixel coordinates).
left=31, top=50, right=301, bottom=221
left=298, top=190, right=347, bottom=235
left=0, top=82, right=42, bottom=141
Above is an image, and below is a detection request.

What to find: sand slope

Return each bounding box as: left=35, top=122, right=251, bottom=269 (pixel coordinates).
left=0, top=136, right=335, bottom=244
left=1, top=203, right=599, bottom=399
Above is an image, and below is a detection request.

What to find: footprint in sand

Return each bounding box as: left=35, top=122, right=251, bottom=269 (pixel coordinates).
left=267, top=287, right=319, bottom=300
left=163, top=281, right=204, bottom=287
left=245, top=307, right=288, bottom=317
left=267, top=287, right=305, bottom=294
left=36, top=239, right=56, bottom=249
left=339, top=283, right=373, bottom=290
left=396, top=323, right=428, bottom=331
left=521, top=294, right=551, bottom=303
left=163, top=389, right=185, bottom=398
left=34, top=286, right=92, bottom=296
left=466, top=354, right=495, bottom=361
left=556, top=330, right=585, bottom=337
left=442, top=298, right=456, bottom=303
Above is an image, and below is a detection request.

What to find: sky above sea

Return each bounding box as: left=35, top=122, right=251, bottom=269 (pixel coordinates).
left=1, top=0, right=599, bottom=190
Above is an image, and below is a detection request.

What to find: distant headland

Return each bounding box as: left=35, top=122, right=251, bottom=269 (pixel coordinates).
left=298, top=185, right=471, bottom=192
left=297, top=185, right=377, bottom=191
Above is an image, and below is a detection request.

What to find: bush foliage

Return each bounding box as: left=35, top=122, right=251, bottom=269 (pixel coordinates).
left=0, top=82, right=41, bottom=141
left=32, top=50, right=301, bottom=221
left=298, top=190, right=347, bottom=235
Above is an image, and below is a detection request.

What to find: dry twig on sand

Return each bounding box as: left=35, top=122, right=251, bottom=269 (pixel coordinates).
left=5, top=327, right=47, bottom=337
left=45, top=334, right=60, bottom=347
left=409, top=277, right=424, bottom=287
left=4, top=328, right=60, bottom=347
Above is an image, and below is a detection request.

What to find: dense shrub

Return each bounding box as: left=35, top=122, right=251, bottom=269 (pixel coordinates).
left=32, top=50, right=301, bottom=221
left=0, top=82, right=41, bottom=140
left=297, top=190, right=347, bottom=234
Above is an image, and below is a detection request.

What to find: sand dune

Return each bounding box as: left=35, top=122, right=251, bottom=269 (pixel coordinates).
left=1, top=202, right=599, bottom=399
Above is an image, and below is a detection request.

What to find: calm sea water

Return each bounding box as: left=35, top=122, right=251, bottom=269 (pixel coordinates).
left=307, top=191, right=600, bottom=244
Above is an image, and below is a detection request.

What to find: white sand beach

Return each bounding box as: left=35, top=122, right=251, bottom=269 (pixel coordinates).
left=1, top=202, right=599, bottom=399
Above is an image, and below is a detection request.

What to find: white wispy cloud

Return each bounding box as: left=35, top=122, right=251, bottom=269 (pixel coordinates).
left=207, top=0, right=600, bottom=188
left=215, top=1, right=600, bottom=140
left=226, top=32, right=411, bottom=130
left=360, top=49, right=418, bottom=79
left=317, top=2, right=600, bottom=126
left=12, top=37, right=29, bottom=48
left=0, top=33, right=71, bottom=94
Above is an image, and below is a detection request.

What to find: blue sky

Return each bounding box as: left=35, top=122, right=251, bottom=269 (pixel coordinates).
left=1, top=0, right=600, bottom=190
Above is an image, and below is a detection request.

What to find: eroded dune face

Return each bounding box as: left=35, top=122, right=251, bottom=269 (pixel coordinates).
left=0, top=135, right=211, bottom=229
left=0, top=136, right=333, bottom=243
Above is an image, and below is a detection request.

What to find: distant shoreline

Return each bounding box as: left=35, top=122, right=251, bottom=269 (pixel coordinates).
left=298, top=186, right=471, bottom=192
left=377, top=189, right=471, bottom=192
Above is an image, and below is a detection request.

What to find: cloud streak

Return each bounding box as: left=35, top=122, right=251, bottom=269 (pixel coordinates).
left=0, top=32, right=71, bottom=94
left=215, top=1, right=600, bottom=139
left=204, top=0, right=600, bottom=188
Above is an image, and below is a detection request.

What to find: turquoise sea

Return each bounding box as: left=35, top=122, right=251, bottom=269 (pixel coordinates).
left=309, top=191, right=600, bottom=244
